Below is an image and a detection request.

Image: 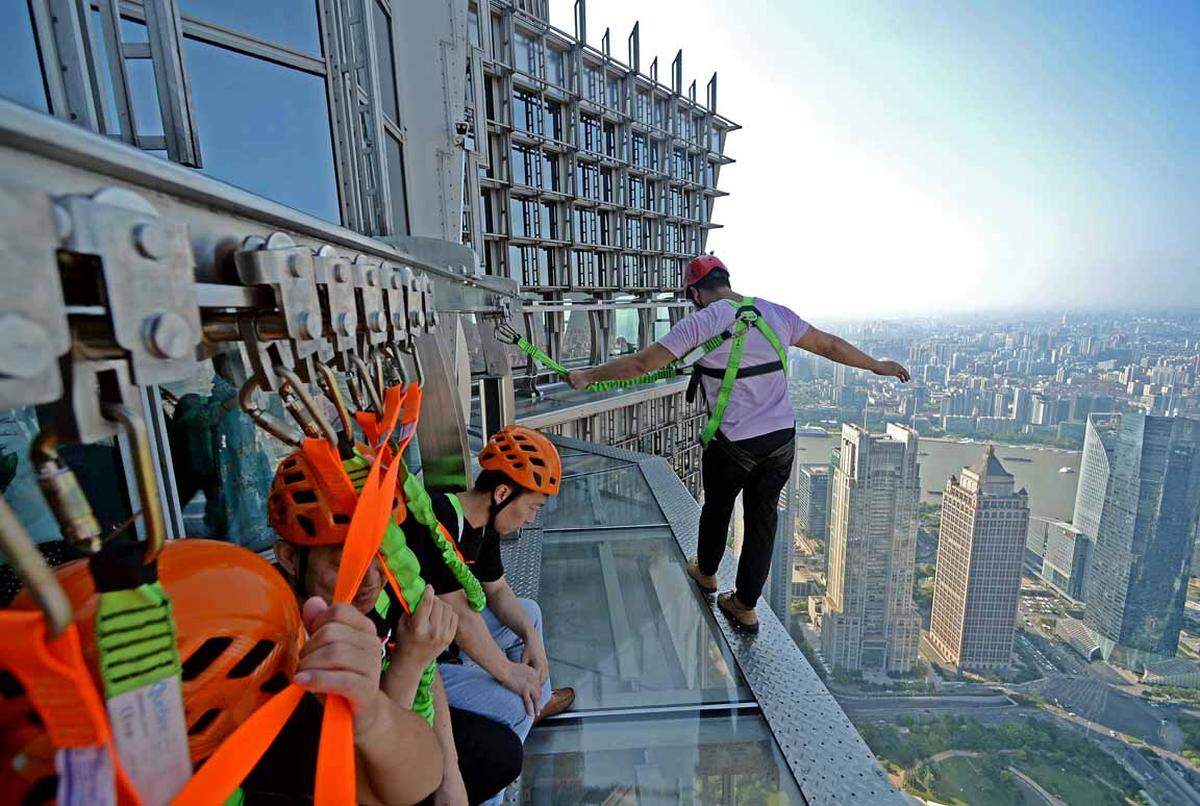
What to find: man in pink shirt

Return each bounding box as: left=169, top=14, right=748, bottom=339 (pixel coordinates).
left=568, top=255, right=909, bottom=633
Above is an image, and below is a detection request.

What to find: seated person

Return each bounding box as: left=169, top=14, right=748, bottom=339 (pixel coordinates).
left=252, top=445, right=524, bottom=805
left=399, top=426, right=575, bottom=746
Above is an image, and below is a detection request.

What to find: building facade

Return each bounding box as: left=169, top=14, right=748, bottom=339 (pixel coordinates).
left=468, top=0, right=738, bottom=495
left=1038, top=520, right=1091, bottom=602
left=1073, top=413, right=1120, bottom=547
left=797, top=464, right=832, bottom=547
left=1084, top=414, right=1200, bottom=669
left=822, top=424, right=922, bottom=674
left=928, top=448, right=1029, bottom=671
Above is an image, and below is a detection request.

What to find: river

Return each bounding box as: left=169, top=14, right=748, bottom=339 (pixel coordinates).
left=794, top=433, right=1082, bottom=522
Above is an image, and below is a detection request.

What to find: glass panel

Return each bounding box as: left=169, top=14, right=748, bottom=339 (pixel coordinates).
left=559, top=308, right=592, bottom=366
left=611, top=308, right=638, bottom=356
left=0, top=0, right=48, bottom=112
left=557, top=452, right=635, bottom=478
left=184, top=38, right=341, bottom=223
left=519, top=712, right=801, bottom=803
left=539, top=526, right=751, bottom=710
left=384, top=133, right=410, bottom=235
left=179, top=0, right=321, bottom=55
left=162, top=357, right=290, bottom=551
left=546, top=465, right=665, bottom=529
left=372, top=2, right=398, bottom=124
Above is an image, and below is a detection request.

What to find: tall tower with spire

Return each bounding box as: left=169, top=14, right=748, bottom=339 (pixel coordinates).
left=928, top=446, right=1030, bottom=671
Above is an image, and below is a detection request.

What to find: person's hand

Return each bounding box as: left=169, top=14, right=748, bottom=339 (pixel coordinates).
left=522, top=633, right=550, bottom=687
left=433, top=766, right=469, bottom=806
left=502, top=660, right=543, bottom=716
left=295, top=598, right=387, bottom=732
left=394, top=585, right=459, bottom=669
left=566, top=370, right=591, bottom=390
left=873, top=360, right=911, bottom=383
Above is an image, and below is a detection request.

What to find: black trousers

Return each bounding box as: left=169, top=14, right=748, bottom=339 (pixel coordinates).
left=450, top=707, right=523, bottom=805
left=697, top=428, right=795, bottom=606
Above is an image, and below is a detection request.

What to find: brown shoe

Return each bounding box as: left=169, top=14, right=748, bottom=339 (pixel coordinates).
left=535, top=687, right=575, bottom=723
left=686, top=558, right=718, bottom=596
left=717, top=592, right=760, bottom=635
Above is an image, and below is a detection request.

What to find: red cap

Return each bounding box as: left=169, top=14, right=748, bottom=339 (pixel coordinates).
left=684, top=255, right=727, bottom=288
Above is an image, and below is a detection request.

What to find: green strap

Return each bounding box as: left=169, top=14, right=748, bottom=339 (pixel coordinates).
left=96, top=581, right=183, bottom=698
left=698, top=297, right=789, bottom=446
left=402, top=473, right=486, bottom=612
left=512, top=335, right=685, bottom=391
left=344, top=453, right=446, bottom=725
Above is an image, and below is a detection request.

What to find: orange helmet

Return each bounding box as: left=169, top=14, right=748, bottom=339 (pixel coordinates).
left=3, top=539, right=303, bottom=793
left=268, top=438, right=406, bottom=546
left=478, top=426, right=561, bottom=496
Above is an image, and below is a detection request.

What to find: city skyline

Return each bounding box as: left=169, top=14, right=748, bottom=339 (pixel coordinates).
left=550, top=0, right=1200, bottom=317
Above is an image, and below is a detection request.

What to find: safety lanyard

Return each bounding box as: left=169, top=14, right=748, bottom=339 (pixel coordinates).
left=697, top=297, right=789, bottom=446
left=0, top=610, right=141, bottom=805
left=91, top=548, right=193, bottom=804
left=498, top=324, right=687, bottom=391
left=404, top=477, right=486, bottom=612
left=174, top=385, right=408, bottom=806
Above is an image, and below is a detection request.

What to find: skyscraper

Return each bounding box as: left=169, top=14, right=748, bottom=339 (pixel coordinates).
left=796, top=464, right=831, bottom=546
left=766, top=442, right=802, bottom=620
left=1084, top=414, right=1200, bottom=669
left=928, top=448, right=1030, bottom=671
left=1011, top=388, right=1032, bottom=424
left=1072, top=414, right=1121, bottom=599
left=822, top=424, right=921, bottom=674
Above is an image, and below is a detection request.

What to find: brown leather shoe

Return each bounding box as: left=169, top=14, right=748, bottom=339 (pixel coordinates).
left=687, top=557, right=717, bottom=596
left=535, top=687, right=575, bottom=723
left=717, top=591, right=759, bottom=634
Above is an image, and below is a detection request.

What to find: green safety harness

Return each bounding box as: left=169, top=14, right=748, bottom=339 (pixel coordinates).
left=496, top=296, right=788, bottom=446
left=343, top=453, right=485, bottom=725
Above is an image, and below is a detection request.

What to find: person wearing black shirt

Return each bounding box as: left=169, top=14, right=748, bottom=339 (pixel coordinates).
left=398, top=427, right=575, bottom=768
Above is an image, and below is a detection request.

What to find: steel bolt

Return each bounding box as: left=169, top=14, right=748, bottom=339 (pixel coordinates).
left=366, top=269, right=377, bottom=286
left=297, top=311, right=317, bottom=339
left=133, top=222, right=167, bottom=260
left=288, top=255, right=304, bottom=278
left=336, top=312, right=353, bottom=336
left=145, top=312, right=193, bottom=359
left=368, top=311, right=386, bottom=333
left=334, top=263, right=349, bottom=283
left=0, top=314, right=53, bottom=379
left=390, top=273, right=402, bottom=290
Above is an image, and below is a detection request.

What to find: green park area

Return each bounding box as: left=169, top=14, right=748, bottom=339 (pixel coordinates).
left=858, top=715, right=1144, bottom=805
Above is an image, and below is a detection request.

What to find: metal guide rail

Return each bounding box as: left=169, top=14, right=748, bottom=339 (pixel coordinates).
left=0, top=95, right=519, bottom=559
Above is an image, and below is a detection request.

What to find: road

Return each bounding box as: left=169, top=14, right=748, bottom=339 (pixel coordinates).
left=1018, top=673, right=1181, bottom=749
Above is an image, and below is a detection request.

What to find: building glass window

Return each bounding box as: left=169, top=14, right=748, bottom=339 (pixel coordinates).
left=541, top=152, right=560, bottom=192
left=545, top=47, right=565, bottom=87
left=0, top=2, right=48, bottom=112
left=543, top=100, right=562, bottom=140
left=600, top=167, right=613, bottom=203
left=512, top=89, right=542, bottom=134
left=510, top=144, right=540, bottom=186
left=606, top=75, right=620, bottom=110
left=579, top=114, right=601, bottom=153
left=384, top=133, right=410, bottom=235
left=184, top=38, right=340, bottom=222
left=372, top=2, right=399, bottom=124
left=513, top=30, right=541, bottom=76
left=603, top=122, right=616, bottom=158
left=467, top=7, right=481, bottom=47
left=179, top=0, right=322, bottom=56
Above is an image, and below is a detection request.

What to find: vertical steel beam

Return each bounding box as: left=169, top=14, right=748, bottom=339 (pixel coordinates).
left=143, top=0, right=202, bottom=166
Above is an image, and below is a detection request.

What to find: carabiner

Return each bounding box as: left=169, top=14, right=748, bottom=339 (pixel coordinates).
left=0, top=497, right=73, bottom=636
left=350, top=353, right=385, bottom=415
left=275, top=366, right=339, bottom=448
left=314, top=362, right=355, bottom=440
left=100, top=403, right=166, bottom=563
left=238, top=375, right=304, bottom=448
left=493, top=320, right=522, bottom=346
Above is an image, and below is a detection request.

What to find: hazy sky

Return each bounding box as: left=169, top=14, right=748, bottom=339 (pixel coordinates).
left=549, top=1, right=1200, bottom=318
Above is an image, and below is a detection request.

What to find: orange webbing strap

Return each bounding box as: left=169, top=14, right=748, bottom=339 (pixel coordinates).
left=174, top=387, right=409, bottom=806
left=315, top=426, right=404, bottom=804
left=377, top=550, right=413, bottom=616
left=0, top=611, right=141, bottom=804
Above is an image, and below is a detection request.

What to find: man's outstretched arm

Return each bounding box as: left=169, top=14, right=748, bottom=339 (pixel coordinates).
left=796, top=326, right=911, bottom=382
left=567, top=344, right=676, bottom=390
